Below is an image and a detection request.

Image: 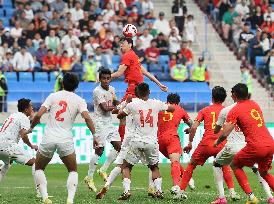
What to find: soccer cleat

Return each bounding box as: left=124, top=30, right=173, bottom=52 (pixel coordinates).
left=66, top=201, right=73, bottom=204
left=211, top=197, right=228, bottom=204
left=96, top=186, right=109, bottom=199
left=188, top=178, right=196, bottom=190
left=97, top=169, right=108, bottom=182
left=230, top=191, right=241, bottom=201
left=43, top=198, right=53, bottom=204
left=173, top=190, right=187, bottom=200
left=118, top=191, right=131, bottom=200
left=152, top=191, right=164, bottom=199
left=268, top=197, right=274, bottom=204
left=36, top=191, right=42, bottom=198
left=147, top=186, right=156, bottom=197
left=246, top=196, right=259, bottom=204
left=84, top=176, right=97, bottom=192
left=170, top=185, right=180, bottom=195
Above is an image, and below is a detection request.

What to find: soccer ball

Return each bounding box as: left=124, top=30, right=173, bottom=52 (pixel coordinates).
left=123, top=24, right=137, bottom=38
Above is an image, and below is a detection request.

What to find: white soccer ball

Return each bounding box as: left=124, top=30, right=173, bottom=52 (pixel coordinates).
left=122, top=24, right=137, bottom=38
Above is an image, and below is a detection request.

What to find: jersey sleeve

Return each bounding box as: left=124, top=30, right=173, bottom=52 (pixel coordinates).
left=180, top=107, right=190, bottom=123
left=155, top=100, right=169, bottom=112
left=216, top=108, right=227, bottom=126
left=93, top=90, right=105, bottom=105
left=42, top=94, right=53, bottom=110
left=195, top=109, right=204, bottom=123
left=226, top=107, right=238, bottom=125
left=78, top=98, right=89, bottom=114
left=120, top=53, right=131, bottom=67
left=20, top=115, right=30, bottom=130
left=123, top=102, right=133, bottom=115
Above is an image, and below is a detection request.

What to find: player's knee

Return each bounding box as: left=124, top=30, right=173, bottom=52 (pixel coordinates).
left=25, top=158, right=35, bottom=166
left=149, top=164, right=159, bottom=171
left=258, top=170, right=268, bottom=178
left=95, top=148, right=104, bottom=156
left=213, top=161, right=222, bottom=168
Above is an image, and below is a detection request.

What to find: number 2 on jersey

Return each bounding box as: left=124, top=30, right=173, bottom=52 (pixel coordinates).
left=139, top=109, right=153, bottom=127
left=55, top=101, right=68, bottom=122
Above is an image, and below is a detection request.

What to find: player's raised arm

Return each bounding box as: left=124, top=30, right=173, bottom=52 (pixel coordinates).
left=81, top=111, right=95, bottom=135
left=111, top=64, right=127, bottom=78
left=20, top=128, right=38, bottom=150
left=30, top=106, right=47, bottom=130
left=141, top=66, right=168, bottom=92
left=214, top=122, right=234, bottom=147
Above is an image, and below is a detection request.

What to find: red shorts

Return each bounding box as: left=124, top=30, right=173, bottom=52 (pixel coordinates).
left=158, top=134, right=182, bottom=158
left=122, top=83, right=138, bottom=101
left=191, top=141, right=225, bottom=166
left=232, top=145, right=274, bottom=172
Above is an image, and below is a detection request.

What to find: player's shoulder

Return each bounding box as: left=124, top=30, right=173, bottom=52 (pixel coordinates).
left=13, top=112, right=29, bottom=121
left=108, top=85, right=116, bottom=92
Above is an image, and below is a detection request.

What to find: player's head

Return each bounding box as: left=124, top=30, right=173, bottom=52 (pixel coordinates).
left=212, top=86, right=227, bottom=104
left=231, top=83, right=249, bottom=101
left=167, top=93, right=180, bottom=105
left=137, top=83, right=150, bottom=98
left=62, top=72, right=79, bottom=92
left=119, top=37, right=133, bottom=53
left=99, top=68, right=112, bottom=89
left=17, top=98, right=33, bottom=116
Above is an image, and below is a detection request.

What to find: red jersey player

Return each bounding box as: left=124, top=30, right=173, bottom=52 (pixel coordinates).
left=176, top=86, right=237, bottom=200
left=155, top=93, right=194, bottom=194
left=111, top=37, right=168, bottom=140
left=214, top=83, right=274, bottom=204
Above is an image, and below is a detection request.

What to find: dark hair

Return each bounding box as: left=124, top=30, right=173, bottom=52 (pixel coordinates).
left=137, top=83, right=150, bottom=97
left=151, top=39, right=157, bottom=44
left=17, top=98, right=31, bottom=112
left=167, top=93, right=180, bottom=105
left=99, top=68, right=111, bottom=79
left=120, top=37, right=133, bottom=47
left=134, top=85, right=139, bottom=98
left=63, top=72, right=79, bottom=91
left=212, top=86, right=227, bottom=103
left=231, top=83, right=249, bottom=100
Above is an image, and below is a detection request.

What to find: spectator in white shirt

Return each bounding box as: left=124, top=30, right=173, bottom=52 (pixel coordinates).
left=169, top=27, right=182, bottom=54
left=235, top=0, right=249, bottom=19
left=10, top=21, right=23, bottom=40
left=141, top=0, right=154, bottom=16
left=139, top=29, right=153, bottom=51
left=61, top=29, right=81, bottom=50
left=13, top=47, right=34, bottom=72
left=83, top=36, right=96, bottom=57
left=261, top=32, right=270, bottom=54
left=263, top=5, right=274, bottom=21
left=70, top=1, right=84, bottom=24
left=153, top=12, right=171, bottom=36
left=102, top=3, right=115, bottom=22
left=94, top=14, right=104, bottom=32
left=24, top=3, right=34, bottom=21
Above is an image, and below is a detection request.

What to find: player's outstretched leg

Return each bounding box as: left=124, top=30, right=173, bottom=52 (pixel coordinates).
left=0, top=163, right=10, bottom=182
left=97, top=149, right=118, bottom=181
left=222, top=165, right=240, bottom=201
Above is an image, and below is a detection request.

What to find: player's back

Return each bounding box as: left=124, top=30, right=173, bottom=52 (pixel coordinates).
left=229, top=100, right=273, bottom=147
left=158, top=104, right=190, bottom=136
left=43, top=90, right=87, bottom=142
left=197, top=103, right=224, bottom=144
left=0, top=112, right=29, bottom=143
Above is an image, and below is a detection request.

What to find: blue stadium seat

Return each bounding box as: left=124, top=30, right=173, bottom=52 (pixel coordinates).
left=155, top=73, right=171, bottom=81
left=255, top=56, right=266, bottom=69
left=4, top=72, right=17, bottom=82
left=272, top=4, right=274, bottom=10
left=112, top=55, right=121, bottom=63
left=142, top=63, right=148, bottom=70
left=145, top=19, right=156, bottom=24
left=158, top=55, right=170, bottom=64
left=35, top=72, right=48, bottom=82
left=2, top=18, right=9, bottom=27
left=112, top=63, right=120, bottom=71
left=19, top=72, right=33, bottom=81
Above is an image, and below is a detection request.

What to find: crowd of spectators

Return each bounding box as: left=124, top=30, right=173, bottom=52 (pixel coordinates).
left=0, top=0, right=208, bottom=83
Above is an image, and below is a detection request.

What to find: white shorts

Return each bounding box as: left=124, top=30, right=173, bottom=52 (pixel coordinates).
left=39, top=141, right=75, bottom=158
left=126, top=141, right=159, bottom=166
left=94, top=122, right=120, bottom=147
left=0, top=141, right=32, bottom=165
left=215, top=144, right=245, bottom=165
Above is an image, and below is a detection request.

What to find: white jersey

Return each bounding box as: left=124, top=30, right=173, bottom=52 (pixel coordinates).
left=123, top=98, right=168, bottom=144
left=93, top=85, right=116, bottom=123
left=0, top=112, right=30, bottom=143
left=216, top=103, right=246, bottom=145
left=42, top=90, right=88, bottom=143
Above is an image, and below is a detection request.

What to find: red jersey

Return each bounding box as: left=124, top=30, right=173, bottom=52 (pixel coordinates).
left=196, top=103, right=224, bottom=145
left=181, top=48, right=193, bottom=62
left=145, top=47, right=160, bottom=60
left=226, top=100, right=274, bottom=147
left=120, top=49, right=144, bottom=84
left=158, top=104, right=190, bottom=136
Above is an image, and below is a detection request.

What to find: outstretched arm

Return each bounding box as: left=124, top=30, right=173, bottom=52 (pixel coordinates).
left=30, top=106, right=47, bottom=130
left=111, top=64, right=127, bottom=78
left=20, top=129, right=38, bottom=150
left=214, top=123, right=234, bottom=147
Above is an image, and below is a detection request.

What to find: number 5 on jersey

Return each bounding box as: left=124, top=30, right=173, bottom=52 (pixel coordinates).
left=55, top=101, right=68, bottom=122
left=139, top=109, right=153, bottom=127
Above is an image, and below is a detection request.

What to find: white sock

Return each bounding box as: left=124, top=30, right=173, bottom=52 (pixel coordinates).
left=35, top=170, right=48, bottom=201
left=154, top=177, right=163, bottom=193
left=105, top=166, right=121, bottom=187
left=256, top=171, right=273, bottom=199
left=148, top=169, right=154, bottom=188
left=0, top=164, right=10, bottom=182
left=213, top=166, right=225, bottom=198
left=100, top=149, right=118, bottom=172
left=31, top=164, right=39, bottom=194
left=249, top=193, right=255, bottom=200
left=67, top=171, right=78, bottom=203
left=87, top=154, right=99, bottom=178
left=122, top=178, right=131, bottom=193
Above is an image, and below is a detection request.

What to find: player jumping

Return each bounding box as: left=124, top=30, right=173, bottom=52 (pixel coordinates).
left=214, top=83, right=274, bottom=204
left=30, top=73, right=97, bottom=204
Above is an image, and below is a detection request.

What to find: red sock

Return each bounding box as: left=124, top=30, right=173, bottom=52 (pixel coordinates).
left=180, top=163, right=196, bottom=190
left=171, top=161, right=181, bottom=186
left=233, top=168, right=252, bottom=194
left=222, top=165, right=234, bottom=189
left=261, top=173, right=274, bottom=191
left=118, top=124, right=125, bottom=141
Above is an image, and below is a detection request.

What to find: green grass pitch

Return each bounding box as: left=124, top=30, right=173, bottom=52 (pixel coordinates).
left=0, top=164, right=273, bottom=204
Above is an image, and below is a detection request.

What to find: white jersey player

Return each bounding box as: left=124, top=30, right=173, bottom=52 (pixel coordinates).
left=84, top=69, right=121, bottom=193
left=211, top=103, right=273, bottom=204
left=116, top=83, right=174, bottom=200
left=0, top=98, right=38, bottom=192
left=30, top=73, right=96, bottom=204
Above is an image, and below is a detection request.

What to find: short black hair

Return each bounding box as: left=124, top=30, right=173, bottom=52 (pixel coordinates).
left=231, top=83, right=249, bottom=100
left=167, top=93, right=180, bottom=105
left=120, top=37, right=133, bottom=47
left=212, top=86, right=227, bottom=103
left=99, top=68, right=111, bottom=79
left=63, top=72, right=79, bottom=91
left=137, top=83, right=150, bottom=97
left=134, top=85, right=139, bottom=98
left=17, top=98, right=31, bottom=112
